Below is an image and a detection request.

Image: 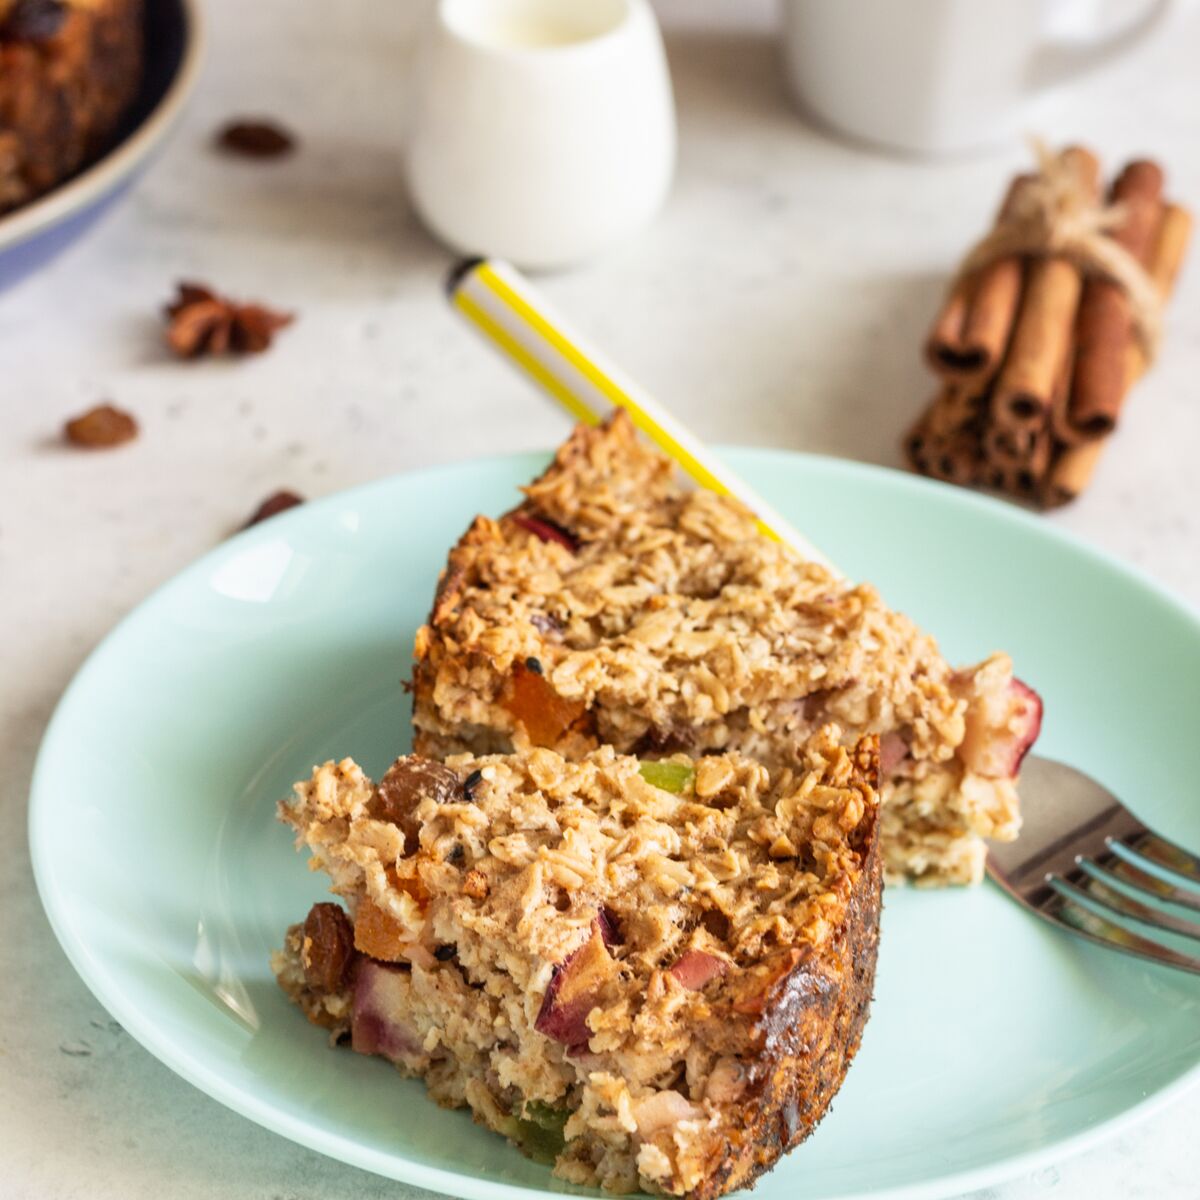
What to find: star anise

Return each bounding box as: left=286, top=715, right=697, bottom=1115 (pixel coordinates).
left=164, top=282, right=294, bottom=359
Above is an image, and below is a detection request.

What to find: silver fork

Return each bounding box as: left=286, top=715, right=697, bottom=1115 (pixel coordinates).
left=987, top=756, right=1200, bottom=974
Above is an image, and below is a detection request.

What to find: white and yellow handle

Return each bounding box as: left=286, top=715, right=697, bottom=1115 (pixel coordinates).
left=446, top=257, right=834, bottom=571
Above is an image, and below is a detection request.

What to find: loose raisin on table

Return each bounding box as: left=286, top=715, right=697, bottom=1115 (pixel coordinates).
left=301, top=902, right=355, bottom=993
left=243, top=489, right=304, bottom=528
left=63, top=404, right=138, bottom=449
left=216, top=119, right=297, bottom=159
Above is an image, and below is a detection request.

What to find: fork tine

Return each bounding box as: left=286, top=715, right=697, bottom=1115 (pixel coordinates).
left=1073, top=861, right=1200, bottom=943
left=1105, top=846, right=1200, bottom=911
left=1044, top=883, right=1200, bottom=975
left=1114, top=828, right=1200, bottom=884
left=1088, top=854, right=1200, bottom=915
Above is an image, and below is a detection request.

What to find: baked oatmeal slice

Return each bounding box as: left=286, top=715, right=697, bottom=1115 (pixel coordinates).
left=411, top=411, right=1041, bottom=885
left=275, top=731, right=881, bottom=1198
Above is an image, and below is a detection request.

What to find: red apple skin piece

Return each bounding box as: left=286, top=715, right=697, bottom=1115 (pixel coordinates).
left=669, top=949, right=729, bottom=991
left=352, top=960, right=422, bottom=1063
left=597, top=907, right=621, bottom=949
left=535, top=921, right=617, bottom=1050
left=959, top=677, right=1044, bottom=778
left=512, top=512, right=577, bottom=551
left=879, top=731, right=909, bottom=775
left=1004, top=679, right=1043, bottom=773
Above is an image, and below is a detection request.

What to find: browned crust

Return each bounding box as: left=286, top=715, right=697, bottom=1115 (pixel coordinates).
left=411, top=420, right=637, bottom=757
left=0, top=0, right=144, bottom=213
left=690, top=737, right=881, bottom=1199
left=412, top=513, right=509, bottom=756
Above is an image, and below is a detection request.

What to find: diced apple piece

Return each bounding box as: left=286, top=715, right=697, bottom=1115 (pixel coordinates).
left=597, top=907, right=622, bottom=949
left=704, top=1057, right=748, bottom=1103
left=535, top=922, right=618, bottom=1051
left=959, top=677, right=1043, bottom=778
left=633, top=1089, right=702, bottom=1136
left=879, top=731, right=909, bottom=775
left=351, top=960, right=421, bottom=1063
left=669, top=949, right=729, bottom=991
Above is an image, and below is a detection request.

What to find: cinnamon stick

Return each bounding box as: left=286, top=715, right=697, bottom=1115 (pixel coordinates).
left=904, top=411, right=937, bottom=476
left=925, top=177, right=1030, bottom=383
left=1043, top=201, right=1192, bottom=507
left=905, top=386, right=984, bottom=477
left=1010, top=424, right=1053, bottom=497
left=928, top=385, right=982, bottom=435
left=1041, top=438, right=1106, bottom=510
left=1048, top=358, right=1085, bottom=446
left=983, top=421, right=1037, bottom=468
left=1064, top=160, right=1165, bottom=439
left=990, top=147, right=1101, bottom=432
left=1143, top=203, right=1194, bottom=317
left=922, top=427, right=982, bottom=487
left=987, top=364, right=1062, bottom=484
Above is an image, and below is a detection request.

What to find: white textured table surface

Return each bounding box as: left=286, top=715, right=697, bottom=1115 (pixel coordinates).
left=3, top=1, right=1198, bottom=1198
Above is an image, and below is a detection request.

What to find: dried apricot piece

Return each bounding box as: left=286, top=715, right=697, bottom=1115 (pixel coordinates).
left=503, top=662, right=587, bottom=748
left=353, top=896, right=410, bottom=962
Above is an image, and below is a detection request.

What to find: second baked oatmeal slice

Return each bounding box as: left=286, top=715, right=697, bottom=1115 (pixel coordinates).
left=412, top=411, right=1042, bottom=885
left=275, top=730, right=880, bottom=1198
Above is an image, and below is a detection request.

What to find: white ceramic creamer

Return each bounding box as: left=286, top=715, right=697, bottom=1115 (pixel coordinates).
left=405, top=0, right=676, bottom=269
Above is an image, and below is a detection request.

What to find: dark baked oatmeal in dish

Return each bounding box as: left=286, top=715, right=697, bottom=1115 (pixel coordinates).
left=0, top=0, right=144, bottom=213
left=412, top=412, right=1042, bottom=886
left=274, top=731, right=881, bottom=1197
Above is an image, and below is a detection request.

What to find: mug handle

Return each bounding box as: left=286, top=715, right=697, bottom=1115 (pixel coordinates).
left=1028, top=0, right=1186, bottom=89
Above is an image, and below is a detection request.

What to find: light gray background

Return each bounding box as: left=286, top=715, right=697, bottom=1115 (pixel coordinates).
left=2, top=1, right=1198, bottom=1197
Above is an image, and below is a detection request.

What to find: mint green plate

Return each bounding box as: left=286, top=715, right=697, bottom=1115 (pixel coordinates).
left=29, top=450, right=1200, bottom=1200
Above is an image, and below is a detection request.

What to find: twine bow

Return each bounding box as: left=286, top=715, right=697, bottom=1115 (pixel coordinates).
left=953, top=140, right=1162, bottom=360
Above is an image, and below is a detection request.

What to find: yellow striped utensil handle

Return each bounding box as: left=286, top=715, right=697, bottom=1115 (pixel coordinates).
left=446, top=257, right=835, bottom=572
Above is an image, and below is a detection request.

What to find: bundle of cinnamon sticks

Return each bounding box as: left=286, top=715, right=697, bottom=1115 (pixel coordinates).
left=907, top=146, right=1192, bottom=507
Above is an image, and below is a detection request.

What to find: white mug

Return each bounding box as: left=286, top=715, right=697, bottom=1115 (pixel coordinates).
left=405, top=0, right=676, bottom=270
left=781, top=0, right=1182, bottom=156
